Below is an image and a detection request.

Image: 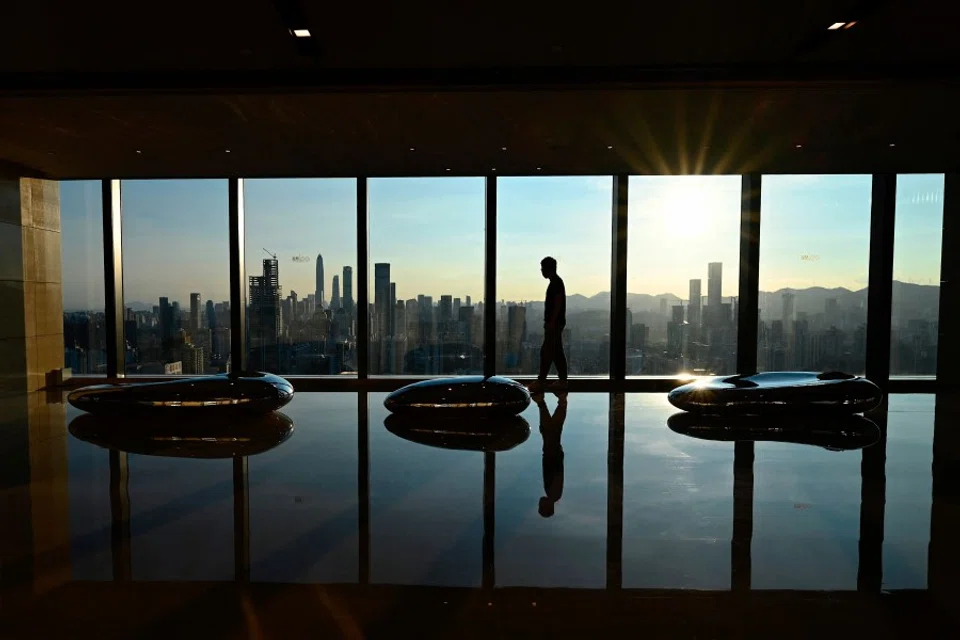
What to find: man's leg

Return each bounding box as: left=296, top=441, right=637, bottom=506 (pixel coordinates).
left=537, top=332, right=556, bottom=381
left=554, top=329, right=568, bottom=381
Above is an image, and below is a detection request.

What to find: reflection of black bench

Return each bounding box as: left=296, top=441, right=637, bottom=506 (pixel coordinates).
left=667, top=412, right=881, bottom=451
left=668, top=371, right=882, bottom=416
left=67, top=371, right=294, bottom=415
left=384, top=414, right=530, bottom=452
left=69, top=411, right=295, bottom=458
left=384, top=375, right=531, bottom=417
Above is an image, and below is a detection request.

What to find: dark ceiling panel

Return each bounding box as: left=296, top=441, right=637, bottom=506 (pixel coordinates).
left=1, top=86, right=956, bottom=178
left=1, top=0, right=954, bottom=74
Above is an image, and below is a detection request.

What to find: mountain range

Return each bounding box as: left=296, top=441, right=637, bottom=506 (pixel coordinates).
left=565, top=281, right=940, bottom=322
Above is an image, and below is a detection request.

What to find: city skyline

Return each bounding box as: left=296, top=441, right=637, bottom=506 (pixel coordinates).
left=60, top=174, right=944, bottom=311
left=63, top=249, right=940, bottom=377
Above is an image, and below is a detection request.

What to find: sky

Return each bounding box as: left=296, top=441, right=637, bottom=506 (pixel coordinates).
left=59, top=174, right=945, bottom=312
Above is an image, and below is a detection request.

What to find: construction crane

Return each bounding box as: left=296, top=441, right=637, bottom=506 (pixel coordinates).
left=262, top=248, right=276, bottom=260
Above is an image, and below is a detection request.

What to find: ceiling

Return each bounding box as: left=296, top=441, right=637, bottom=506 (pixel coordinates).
left=1, top=0, right=959, bottom=178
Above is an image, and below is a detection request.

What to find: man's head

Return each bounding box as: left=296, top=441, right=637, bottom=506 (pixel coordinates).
left=540, top=256, right=558, bottom=279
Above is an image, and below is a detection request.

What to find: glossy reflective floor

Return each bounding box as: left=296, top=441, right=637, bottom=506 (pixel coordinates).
left=2, top=391, right=959, bottom=638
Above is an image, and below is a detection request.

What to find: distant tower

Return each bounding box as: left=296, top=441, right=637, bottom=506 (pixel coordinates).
left=389, top=282, right=397, bottom=336
left=374, top=263, right=390, bottom=337
left=782, top=292, right=795, bottom=327
left=707, top=262, right=722, bottom=308
left=688, top=279, right=702, bottom=327
left=189, top=293, right=201, bottom=336
left=206, top=299, right=216, bottom=330
left=331, top=275, right=341, bottom=311
left=342, top=266, right=354, bottom=314
left=315, top=253, right=325, bottom=309
left=159, top=296, right=173, bottom=355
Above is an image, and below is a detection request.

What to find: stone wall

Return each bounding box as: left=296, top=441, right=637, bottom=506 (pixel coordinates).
left=0, top=179, right=63, bottom=396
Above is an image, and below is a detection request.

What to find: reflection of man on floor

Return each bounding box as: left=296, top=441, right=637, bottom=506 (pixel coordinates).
left=535, top=392, right=567, bottom=518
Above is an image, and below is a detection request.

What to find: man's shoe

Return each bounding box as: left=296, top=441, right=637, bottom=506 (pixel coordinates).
left=528, top=380, right=546, bottom=393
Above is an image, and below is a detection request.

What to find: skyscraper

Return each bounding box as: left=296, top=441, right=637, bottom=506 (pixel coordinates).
left=688, top=279, right=702, bottom=327
left=782, top=291, right=795, bottom=327
left=389, top=282, right=397, bottom=337
left=315, top=253, right=325, bottom=309
left=342, top=266, right=353, bottom=314
left=189, top=293, right=201, bottom=336
left=707, top=262, right=722, bottom=308
left=374, top=263, right=390, bottom=337
left=206, top=299, right=216, bottom=330
left=331, top=275, right=341, bottom=311
left=159, top=296, right=174, bottom=357
left=440, top=295, right=453, bottom=336
left=250, top=258, right=281, bottom=370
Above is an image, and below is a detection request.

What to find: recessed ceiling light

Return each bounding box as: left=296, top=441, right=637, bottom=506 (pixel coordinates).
left=889, top=143, right=896, bottom=147
left=828, top=22, right=846, bottom=30
left=409, top=147, right=415, bottom=151
left=291, top=28, right=311, bottom=38
left=536, top=167, right=542, bottom=171
left=843, top=21, right=857, bottom=29
left=445, top=168, right=450, bottom=171
left=607, top=145, right=613, bottom=149
left=492, top=168, right=497, bottom=172
left=501, top=147, right=507, bottom=151
left=225, top=149, right=231, bottom=153
left=135, top=150, right=142, bottom=154
left=795, top=144, right=802, bottom=148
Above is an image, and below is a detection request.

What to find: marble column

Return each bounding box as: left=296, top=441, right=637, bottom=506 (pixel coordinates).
left=0, top=178, right=64, bottom=396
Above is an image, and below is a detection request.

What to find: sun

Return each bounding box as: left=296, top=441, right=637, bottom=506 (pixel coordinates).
left=655, top=183, right=715, bottom=239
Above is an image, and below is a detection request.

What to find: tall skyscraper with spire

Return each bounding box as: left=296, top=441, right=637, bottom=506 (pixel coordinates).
left=315, top=253, right=325, bottom=309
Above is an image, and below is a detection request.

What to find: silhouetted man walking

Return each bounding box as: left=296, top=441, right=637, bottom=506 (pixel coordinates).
left=530, top=256, right=567, bottom=393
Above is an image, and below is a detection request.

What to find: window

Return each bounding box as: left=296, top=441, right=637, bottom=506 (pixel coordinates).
left=120, top=180, right=230, bottom=375
left=244, top=179, right=357, bottom=375
left=758, top=175, right=872, bottom=374
left=495, top=393, right=607, bottom=587
left=623, top=395, right=732, bottom=588
left=368, top=178, right=485, bottom=376
left=891, top=174, right=943, bottom=377
left=250, top=393, right=358, bottom=582
left=626, top=176, right=741, bottom=376
left=370, top=392, right=483, bottom=586
left=61, top=181, right=106, bottom=374
left=497, top=177, right=612, bottom=377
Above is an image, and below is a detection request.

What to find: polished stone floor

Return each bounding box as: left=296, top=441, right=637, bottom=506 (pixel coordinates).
left=1, top=390, right=958, bottom=638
